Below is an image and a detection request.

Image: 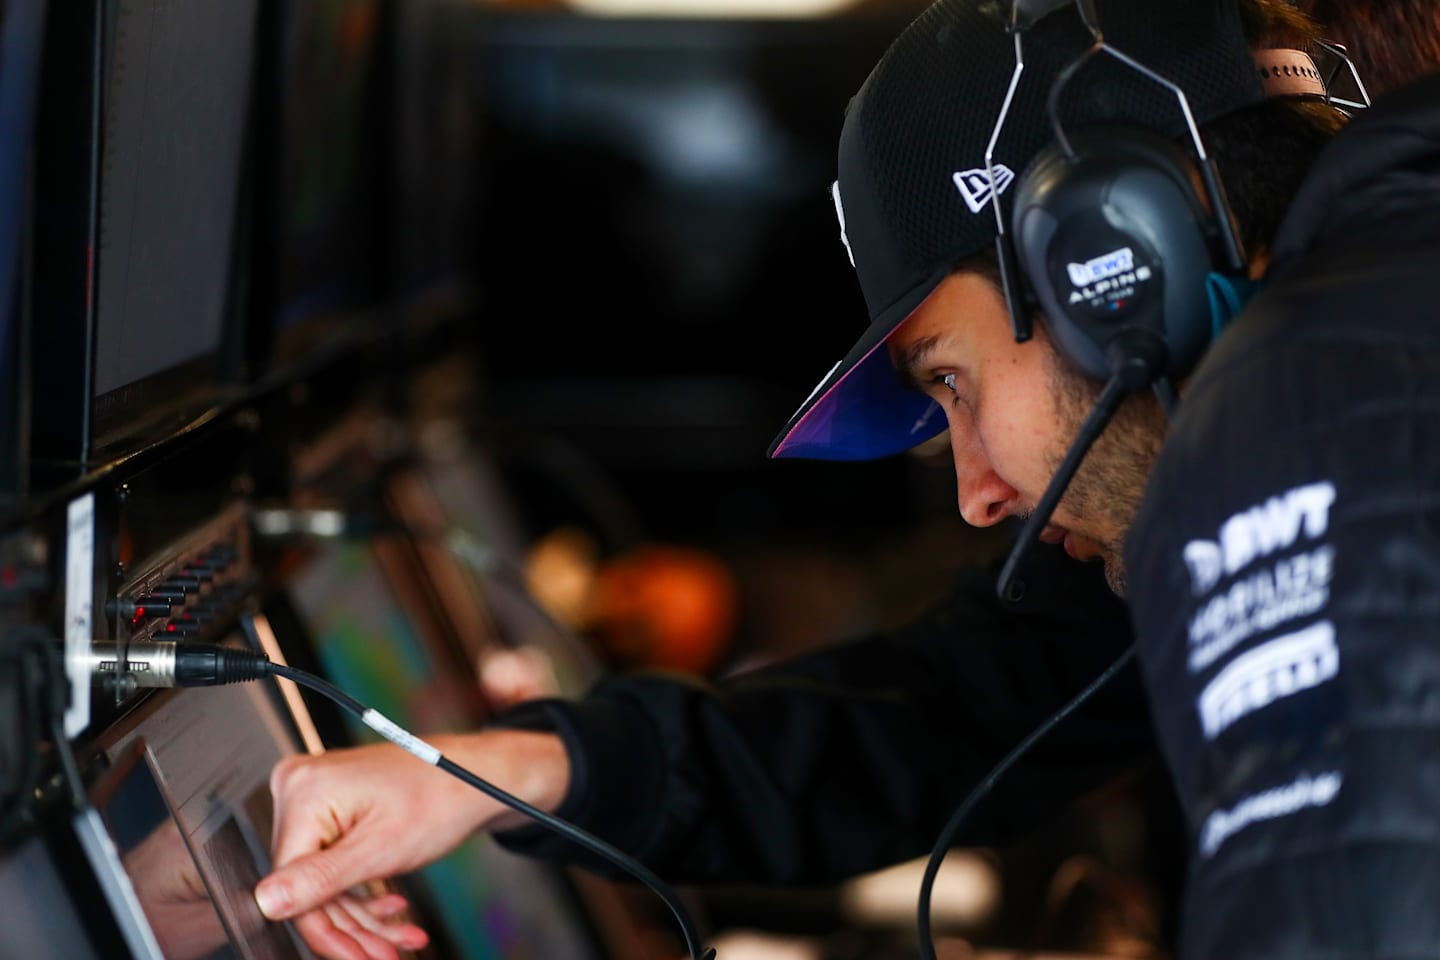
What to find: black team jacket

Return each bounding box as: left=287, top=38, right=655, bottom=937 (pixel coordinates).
left=1125, top=71, right=1440, bottom=960
left=500, top=71, right=1440, bottom=958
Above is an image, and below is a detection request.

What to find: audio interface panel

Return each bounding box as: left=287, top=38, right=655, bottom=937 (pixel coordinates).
left=104, top=501, right=254, bottom=695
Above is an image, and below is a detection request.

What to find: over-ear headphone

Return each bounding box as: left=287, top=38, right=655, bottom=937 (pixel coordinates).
left=985, top=0, right=1257, bottom=603
left=989, top=0, right=1250, bottom=390
left=1003, top=126, right=1245, bottom=383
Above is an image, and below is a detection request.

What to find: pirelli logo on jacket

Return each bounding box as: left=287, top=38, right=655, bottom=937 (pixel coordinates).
left=1196, top=621, right=1339, bottom=741
left=1179, top=479, right=1343, bottom=734
left=1174, top=480, right=1346, bottom=858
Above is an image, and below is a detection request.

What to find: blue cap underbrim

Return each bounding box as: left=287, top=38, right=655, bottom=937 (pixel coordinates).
left=768, top=270, right=949, bottom=461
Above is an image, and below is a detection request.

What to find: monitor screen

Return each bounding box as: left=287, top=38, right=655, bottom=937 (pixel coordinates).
left=265, top=0, right=385, bottom=368
left=90, top=0, right=259, bottom=444
left=0, top=0, right=46, bottom=494
left=284, top=540, right=606, bottom=960
left=0, top=831, right=106, bottom=960
left=96, top=679, right=329, bottom=959
left=89, top=739, right=240, bottom=960
left=391, top=0, right=484, bottom=302
left=391, top=447, right=603, bottom=700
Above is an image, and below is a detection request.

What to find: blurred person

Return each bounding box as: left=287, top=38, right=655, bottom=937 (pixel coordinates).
left=254, top=2, right=1440, bottom=959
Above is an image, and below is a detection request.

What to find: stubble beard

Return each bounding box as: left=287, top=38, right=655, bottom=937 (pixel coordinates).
left=1043, top=349, right=1167, bottom=597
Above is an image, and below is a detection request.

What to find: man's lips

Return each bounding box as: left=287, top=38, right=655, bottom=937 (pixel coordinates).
left=1039, top=524, right=1095, bottom=561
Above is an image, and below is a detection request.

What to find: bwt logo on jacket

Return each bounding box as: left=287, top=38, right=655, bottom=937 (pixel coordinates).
left=1183, top=481, right=1336, bottom=596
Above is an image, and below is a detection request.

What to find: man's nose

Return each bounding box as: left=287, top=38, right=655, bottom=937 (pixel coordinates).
left=953, top=442, right=1018, bottom=528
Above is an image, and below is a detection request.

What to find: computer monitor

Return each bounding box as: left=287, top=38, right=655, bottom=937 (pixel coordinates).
left=85, top=738, right=239, bottom=960
left=387, top=444, right=603, bottom=701
left=92, top=679, right=327, bottom=960
left=277, top=539, right=608, bottom=960
left=88, top=0, right=260, bottom=453
left=0, top=830, right=107, bottom=960
left=261, top=0, right=386, bottom=375
left=391, top=0, right=484, bottom=307
left=0, top=0, right=47, bottom=496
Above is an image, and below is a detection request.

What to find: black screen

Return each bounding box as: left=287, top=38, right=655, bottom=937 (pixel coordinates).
left=391, top=0, right=484, bottom=301
left=0, top=0, right=46, bottom=494
left=0, top=832, right=106, bottom=960
left=266, top=0, right=385, bottom=367
left=90, top=0, right=259, bottom=438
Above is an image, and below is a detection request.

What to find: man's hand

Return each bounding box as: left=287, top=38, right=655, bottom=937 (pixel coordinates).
left=255, top=729, right=571, bottom=960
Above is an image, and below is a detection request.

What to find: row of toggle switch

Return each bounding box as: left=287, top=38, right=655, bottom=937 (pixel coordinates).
left=154, top=580, right=250, bottom=638
left=108, top=543, right=243, bottom=624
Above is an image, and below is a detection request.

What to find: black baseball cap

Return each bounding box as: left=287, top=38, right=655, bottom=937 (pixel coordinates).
left=768, top=0, right=1265, bottom=461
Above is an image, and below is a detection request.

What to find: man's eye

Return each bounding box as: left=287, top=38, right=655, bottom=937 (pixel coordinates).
left=935, top=372, right=974, bottom=413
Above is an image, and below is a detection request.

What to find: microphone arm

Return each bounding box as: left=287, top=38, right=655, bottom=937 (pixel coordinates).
left=995, top=331, right=1169, bottom=600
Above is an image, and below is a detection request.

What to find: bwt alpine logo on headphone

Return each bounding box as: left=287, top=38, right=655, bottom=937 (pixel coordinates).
left=1065, top=244, right=1155, bottom=307
left=952, top=164, right=1016, bottom=214
left=1067, top=247, right=1135, bottom=287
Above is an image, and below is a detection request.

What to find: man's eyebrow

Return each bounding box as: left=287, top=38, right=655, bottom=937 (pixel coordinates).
left=893, top=334, right=942, bottom=392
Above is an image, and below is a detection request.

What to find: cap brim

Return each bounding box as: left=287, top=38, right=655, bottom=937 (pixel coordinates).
left=768, top=266, right=950, bottom=461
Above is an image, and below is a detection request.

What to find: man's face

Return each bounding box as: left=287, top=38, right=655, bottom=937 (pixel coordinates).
left=888, top=270, right=1166, bottom=593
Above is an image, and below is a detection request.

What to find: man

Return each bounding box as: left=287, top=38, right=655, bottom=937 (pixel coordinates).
left=256, top=2, right=1440, bottom=958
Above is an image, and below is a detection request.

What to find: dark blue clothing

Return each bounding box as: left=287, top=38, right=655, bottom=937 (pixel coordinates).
left=1126, top=72, right=1440, bottom=959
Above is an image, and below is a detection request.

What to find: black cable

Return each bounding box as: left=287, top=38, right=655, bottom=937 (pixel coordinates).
left=37, top=637, right=88, bottom=814
left=916, top=645, right=1136, bottom=960
left=266, top=662, right=715, bottom=960
left=0, top=640, right=44, bottom=841
left=996, top=328, right=1171, bottom=601
left=0, top=631, right=85, bottom=841
left=143, top=645, right=714, bottom=960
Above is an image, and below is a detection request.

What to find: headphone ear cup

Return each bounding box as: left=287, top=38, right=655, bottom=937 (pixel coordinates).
left=1010, top=128, right=1224, bottom=383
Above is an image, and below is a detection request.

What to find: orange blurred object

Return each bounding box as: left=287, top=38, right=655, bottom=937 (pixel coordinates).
left=589, top=546, right=738, bottom=675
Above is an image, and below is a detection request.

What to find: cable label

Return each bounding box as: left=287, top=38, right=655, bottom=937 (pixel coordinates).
left=362, top=709, right=441, bottom=765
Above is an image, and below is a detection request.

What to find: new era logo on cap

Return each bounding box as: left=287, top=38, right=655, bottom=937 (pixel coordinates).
left=952, top=164, right=1016, bottom=214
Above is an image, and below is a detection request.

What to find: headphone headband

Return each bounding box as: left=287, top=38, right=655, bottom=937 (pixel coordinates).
left=1253, top=48, right=1327, bottom=99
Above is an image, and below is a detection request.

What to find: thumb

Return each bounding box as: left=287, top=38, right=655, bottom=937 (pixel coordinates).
left=254, top=842, right=368, bottom=921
